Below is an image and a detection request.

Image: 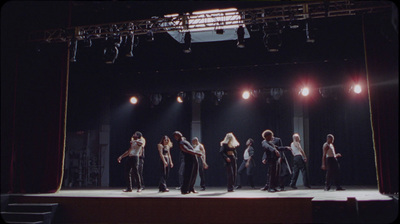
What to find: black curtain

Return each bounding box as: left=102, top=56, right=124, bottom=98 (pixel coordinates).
left=7, top=42, right=69, bottom=193
left=363, top=13, right=399, bottom=194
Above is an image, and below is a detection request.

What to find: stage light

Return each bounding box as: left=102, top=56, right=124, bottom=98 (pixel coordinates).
left=300, top=87, right=310, bottom=96
left=193, top=92, right=205, bottom=103
left=351, top=84, right=362, bottom=94
left=214, top=90, right=225, bottom=105
left=69, top=38, right=77, bottom=62
left=103, top=36, right=121, bottom=64
left=183, top=32, right=192, bottom=53
left=319, top=87, right=332, bottom=98
left=236, top=26, right=245, bottom=48
left=305, top=21, right=315, bottom=43
left=242, top=91, right=250, bottom=99
left=146, top=30, right=154, bottom=42
left=150, top=94, right=162, bottom=106
left=130, top=96, right=138, bottom=104
left=271, top=88, right=283, bottom=100
left=82, top=38, right=92, bottom=48
left=263, top=22, right=282, bottom=52
left=177, top=92, right=186, bottom=103
left=124, top=33, right=136, bottom=57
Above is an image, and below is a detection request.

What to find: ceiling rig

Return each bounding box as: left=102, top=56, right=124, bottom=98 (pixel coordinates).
left=28, top=1, right=392, bottom=43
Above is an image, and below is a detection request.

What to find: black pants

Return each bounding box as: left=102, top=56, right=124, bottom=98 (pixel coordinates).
left=159, top=156, right=170, bottom=191
left=178, top=156, right=184, bottom=187
left=139, top=157, right=144, bottom=187
left=237, top=160, right=255, bottom=187
left=279, top=158, right=291, bottom=188
left=267, top=159, right=279, bottom=190
left=325, top=157, right=341, bottom=188
left=198, top=157, right=206, bottom=188
left=290, top=155, right=309, bottom=187
left=181, top=153, right=197, bottom=193
left=125, top=156, right=141, bottom=190
left=189, top=156, right=199, bottom=191
left=225, top=155, right=237, bottom=191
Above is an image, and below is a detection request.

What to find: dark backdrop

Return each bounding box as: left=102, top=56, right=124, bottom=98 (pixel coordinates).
left=1, top=1, right=397, bottom=193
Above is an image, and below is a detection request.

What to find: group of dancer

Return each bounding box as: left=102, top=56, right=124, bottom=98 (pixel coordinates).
left=118, top=129, right=344, bottom=194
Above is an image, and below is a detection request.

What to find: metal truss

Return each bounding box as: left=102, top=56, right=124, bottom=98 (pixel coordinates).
left=28, top=0, right=393, bottom=43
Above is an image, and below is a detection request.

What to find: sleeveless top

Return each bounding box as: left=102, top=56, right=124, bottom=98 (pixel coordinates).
left=161, top=145, right=169, bottom=156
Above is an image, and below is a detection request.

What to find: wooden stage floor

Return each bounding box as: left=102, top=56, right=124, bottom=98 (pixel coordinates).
left=14, top=185, right=392, bottom=200
left=4, top=186, right=398, bottom=223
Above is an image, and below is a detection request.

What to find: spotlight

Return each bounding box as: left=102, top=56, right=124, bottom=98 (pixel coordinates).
left=242, top=90, right=250, bottom=99
left=236, top=26, right=245, bottom=48
left=263, top=21, right=282, bottom=52
left=69, top=38, right=77, bottom=63
left=177, top=92, right=186, bottom=103
left=319, top=87, right=332, bottom=98
left=183, top=32, right=192, bottom=53
left=150, top=94, right=162, bottom=106
left=130, top=96, right=138, bottom=104
left=350, top=84, right=362, bottom=94
left=103, top=36, right=121, bottom=64
left=146, top=30, right=154, bottom=42
left=124, top=33, right=136, bottom=57
left=300, top=87, right=310, bottom=96
left=305, top=22, right=315, bottom=43
left=82, top=38, right=92, bottom=48
left=270, top=88, right=283, bottom=100
left=193, top=92, right=205, bottom=103
left=214, top=91, right=225, bottom=105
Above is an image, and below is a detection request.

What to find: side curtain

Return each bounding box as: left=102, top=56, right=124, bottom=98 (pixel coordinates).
left=9, top=42, right=69, bottom=193
left=363, top=14, right=399, bottom=195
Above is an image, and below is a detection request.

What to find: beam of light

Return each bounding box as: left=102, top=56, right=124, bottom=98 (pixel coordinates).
left=242, top=90, right=250, bottom=99
left=130, top=96, right=138, bottom=104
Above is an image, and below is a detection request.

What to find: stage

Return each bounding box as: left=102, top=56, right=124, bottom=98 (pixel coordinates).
left=3, top=186, right=398, bottom=223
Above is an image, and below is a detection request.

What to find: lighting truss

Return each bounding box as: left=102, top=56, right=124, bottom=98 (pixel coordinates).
left=28, top=1, right=392, bottom=43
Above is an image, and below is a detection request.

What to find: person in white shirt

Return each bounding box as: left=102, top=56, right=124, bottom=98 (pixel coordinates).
left=118, top=131, right=145, bottom=192
left=192, top=137, right=208, bottom=191
left=289, top=133, right=311, bottom=189
left=321, top=134, right=345, bottom=191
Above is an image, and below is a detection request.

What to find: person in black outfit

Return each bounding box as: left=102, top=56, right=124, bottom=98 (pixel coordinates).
left=236, top=138, right=256, bottom=189
left=261, top=129, right=284, bottom=192
left=220, top=132, right=240, bottom=192
left=157, top=136, right=174, bottom=192
left=173, top=131, right=202, bottom=194
left=261, top=135, right=291, bottom=191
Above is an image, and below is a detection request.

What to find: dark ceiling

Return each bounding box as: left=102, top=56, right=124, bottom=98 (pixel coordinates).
left=2, top=1, right=397, bottom=96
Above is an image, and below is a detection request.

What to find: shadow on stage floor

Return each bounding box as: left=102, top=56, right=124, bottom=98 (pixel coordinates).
left=2, top=186, right=398, bottom=223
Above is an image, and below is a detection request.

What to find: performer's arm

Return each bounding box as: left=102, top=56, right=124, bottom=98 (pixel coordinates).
left=180, top=141, right=202, bottom=156
left=200, top=144, right=208, bottom=168
left=168, top=146, right=174, bottom=168
left=321, top=143, right=328, bottom=170
left=295, top=142, right=307, bottom=162
left=262, top=141, right=280, bottom=157
left=158, top=144, right=168, bottom=167
left=118, top=149, right=130, bottom=163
